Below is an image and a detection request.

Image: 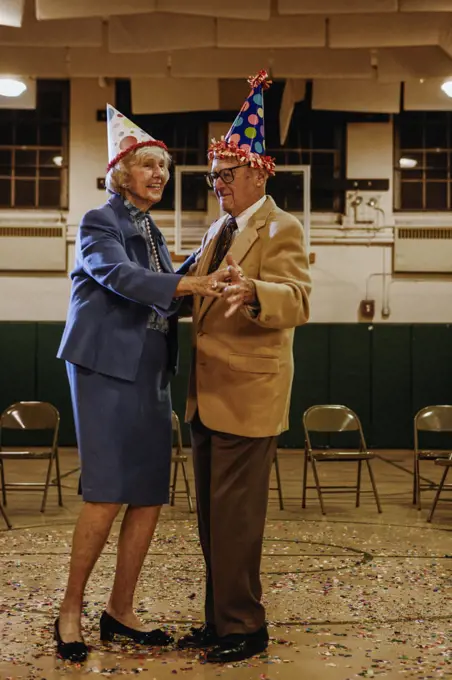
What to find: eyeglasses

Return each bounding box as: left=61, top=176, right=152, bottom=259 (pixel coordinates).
left=205, top=163, right=250, bottom=189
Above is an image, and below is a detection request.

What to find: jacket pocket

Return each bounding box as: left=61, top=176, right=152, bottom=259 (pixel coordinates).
left=229, top=354, right=279, bottom=374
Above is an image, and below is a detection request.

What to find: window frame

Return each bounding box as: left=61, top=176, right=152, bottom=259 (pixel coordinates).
left=394, top=110, right=452, bottom=212
left=0, top=79, right=70, bottom=211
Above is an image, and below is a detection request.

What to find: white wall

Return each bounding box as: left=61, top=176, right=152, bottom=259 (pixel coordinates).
left=310, top=119, right=452, bottom=323
left=310, top=245, right=452, bottom=323
left=345, top=122, right=394, bottom=224
left=0, top=83, right=451, bottom=323
left=0, top=79, right=113, bottom=321
left=68, top=78, right=114, bottom=225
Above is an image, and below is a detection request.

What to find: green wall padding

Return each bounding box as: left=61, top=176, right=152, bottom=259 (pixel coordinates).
left=0, top=323, right=38, bottom=447
left=412, top=324, right=452, bottom=450
left=371, top=324, right=412, bottom=448
left=0, top=322, right=36, bottom=413
left=36, top=323, right=76, bottom=446
left=329, top=324, right=371, bottom=448
left=1, top=322, right=452, bottom=450
left=279, top=324, right=329, bottom=448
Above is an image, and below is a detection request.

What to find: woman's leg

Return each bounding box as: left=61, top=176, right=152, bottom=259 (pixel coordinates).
left=59, top=502, right=122, bottom=641
left=107, top=504, right=161, bottom=629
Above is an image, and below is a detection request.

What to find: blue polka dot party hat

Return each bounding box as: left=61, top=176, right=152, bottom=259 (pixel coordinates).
left=106, top=104, right=167, bottom=172
left=208, top=70, right=275, bottom=175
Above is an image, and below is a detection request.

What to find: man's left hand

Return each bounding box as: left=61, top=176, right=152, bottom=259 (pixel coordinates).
left=222, top=254, right=257, bottom=318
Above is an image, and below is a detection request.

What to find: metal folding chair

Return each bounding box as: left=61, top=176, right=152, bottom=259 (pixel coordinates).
left=302, top=404, right=382, bottom=515
left=270, top=450, right=284, bottom=510
left=170, top=411, right=194, bottom=512
left=413, top=405, right=452, bottom=510
left=0, top=401, right=62, bottom=518
left=0, top=498, right=11, bottom=529
left=427, top=455, right=452, bottom=522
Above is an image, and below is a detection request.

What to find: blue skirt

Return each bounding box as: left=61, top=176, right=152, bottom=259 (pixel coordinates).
left=67, top=330, right=172, bottom=505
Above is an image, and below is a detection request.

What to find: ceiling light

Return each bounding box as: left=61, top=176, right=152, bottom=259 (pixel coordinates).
left=0, top=78, right=27, bottom=97
left=399, top=157, right=418, bottom=169
left=441, top=80, right=452, bottom=98
left=53, top=155, right=63, bottom=167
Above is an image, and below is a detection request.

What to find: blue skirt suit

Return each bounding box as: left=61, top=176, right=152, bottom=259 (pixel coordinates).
left=58, top=194, right=191, bottom=505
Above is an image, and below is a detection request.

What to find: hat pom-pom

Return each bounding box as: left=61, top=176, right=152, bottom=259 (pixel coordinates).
left=247, top=70, right=272, bottom=91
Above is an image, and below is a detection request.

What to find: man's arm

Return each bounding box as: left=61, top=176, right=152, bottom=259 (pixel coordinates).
left=224, top=217, right=311, bottom=329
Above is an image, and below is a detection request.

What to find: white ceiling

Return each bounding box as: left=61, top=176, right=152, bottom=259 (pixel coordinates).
left=2, top=0, right=452, bottom=114
left=1, top=0, right=452, bottom=81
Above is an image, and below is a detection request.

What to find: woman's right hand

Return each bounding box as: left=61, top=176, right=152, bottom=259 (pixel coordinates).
left=175, top=269, right=230, bottom=298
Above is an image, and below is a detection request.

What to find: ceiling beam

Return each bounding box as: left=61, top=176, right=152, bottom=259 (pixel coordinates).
left=378, top=46, right=452, bottom=80
left=156, top=0, right=271, bottom=20
left=438, top=17, right=452, bottom=58
left=312, top=79, right=400, bottom=112
left=170, top=47, right=373, bottom=79
left=278, top=0, right=397, bottom=14
left=330, top=13, right=446, bottom=48
left=0, top=45, right=169, bottom=77
left=218, top=16, right=326, bottom=48
left=272, top=48, right=373, bottom=78
left=35, top=0, right=157, bottom=20
left=400, top=0, right=452, bottom=10
left=109, top=13, right=215, bottom=53
left=35, top=0, right=270, bottom=21
left=0, top=0, right=102, bottom=47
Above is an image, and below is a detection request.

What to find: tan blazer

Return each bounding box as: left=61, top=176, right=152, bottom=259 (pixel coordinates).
left=186, top=196, right=311, bottom=438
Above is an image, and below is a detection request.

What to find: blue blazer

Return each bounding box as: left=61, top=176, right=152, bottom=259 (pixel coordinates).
left=58, top=194, right=192, bottom=382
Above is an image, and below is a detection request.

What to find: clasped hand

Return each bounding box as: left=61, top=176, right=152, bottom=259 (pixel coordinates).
left=193, top=255, right=256, bottom=318
left=221, top=254, right=257, bottom=318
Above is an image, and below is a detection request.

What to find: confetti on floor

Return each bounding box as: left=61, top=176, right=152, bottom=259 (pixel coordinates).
left=0, top=450, right=451, bottom=679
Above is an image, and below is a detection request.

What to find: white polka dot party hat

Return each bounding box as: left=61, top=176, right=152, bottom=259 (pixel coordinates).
left=106, top=104, right=167, bottom=172
left=208, top=70, right=275, bottom=176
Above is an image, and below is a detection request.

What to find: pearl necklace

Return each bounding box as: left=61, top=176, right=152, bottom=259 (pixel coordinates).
left=144, top=215, right=162, bottom=273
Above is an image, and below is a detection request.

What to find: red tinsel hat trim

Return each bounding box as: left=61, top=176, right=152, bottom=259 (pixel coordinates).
left=247, top=69, right=272, bottom=91
left=207, top=138, right=276, bottom=176
left=106, top=139, right=168, bottom=172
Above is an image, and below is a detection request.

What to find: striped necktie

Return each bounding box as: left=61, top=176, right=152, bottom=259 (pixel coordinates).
left=207, top=217, right=238, bottom=274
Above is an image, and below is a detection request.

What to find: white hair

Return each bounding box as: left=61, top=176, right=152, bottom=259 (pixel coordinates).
left=106, top=145, right=172, bottom=195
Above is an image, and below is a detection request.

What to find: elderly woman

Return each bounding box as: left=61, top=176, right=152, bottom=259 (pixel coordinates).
left=55, top=106, right=225, bottom=662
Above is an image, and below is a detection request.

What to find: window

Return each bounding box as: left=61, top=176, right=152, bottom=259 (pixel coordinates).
left=140, top=114, right=207, bottom=212
left=395, top=111, right=452, bottom=211
left=116, top=79, right=207, bottom=212
left=0, top=80, right=69, bottom=210
left=267, top=107, right=344, bottom=213
left=115, top=79, right=345, bottom=212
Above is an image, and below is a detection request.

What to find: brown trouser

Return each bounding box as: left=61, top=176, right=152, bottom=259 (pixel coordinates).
left=190, top=412, right=277, bottom=637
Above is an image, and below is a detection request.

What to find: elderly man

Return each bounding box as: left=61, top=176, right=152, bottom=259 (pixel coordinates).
left=178, top=71, right=311, bottom=663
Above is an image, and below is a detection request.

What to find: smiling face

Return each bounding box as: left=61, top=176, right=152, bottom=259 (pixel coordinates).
left=211, top=156, right=266, bottom=217
left=123, top=147, right=171, bottom=211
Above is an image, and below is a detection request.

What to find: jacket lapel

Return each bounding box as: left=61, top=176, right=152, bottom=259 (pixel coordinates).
left=109, top=195, right=174, bottom=273
left=198, top=196, right=275, bottom=323
left=193, top=218, right=224, bottom=320
left=108, top=194, right=138, bottom=241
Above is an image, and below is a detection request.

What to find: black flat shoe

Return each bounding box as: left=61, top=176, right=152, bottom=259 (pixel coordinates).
left=100, top=610, right=174, bottom=646
left=54, top=618, right=88, bottom=663
left=205, top=627, right=269, bottom=663
left=177, top=623, right=218, bottom=649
